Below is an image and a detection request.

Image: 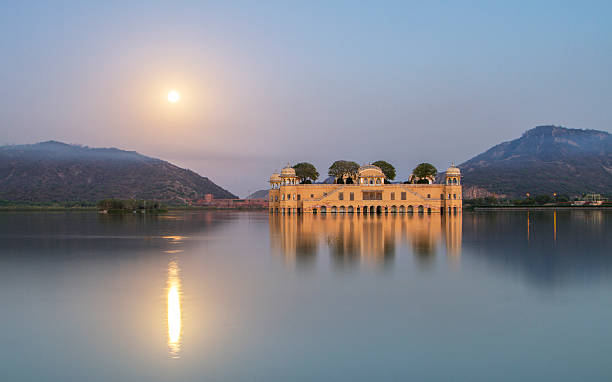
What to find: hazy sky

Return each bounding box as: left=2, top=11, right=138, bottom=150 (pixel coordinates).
left=1, top=1, right=611, bottom=196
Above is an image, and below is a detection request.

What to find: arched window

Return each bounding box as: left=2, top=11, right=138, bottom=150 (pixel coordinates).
left=376, top=178, right=381, bottom=184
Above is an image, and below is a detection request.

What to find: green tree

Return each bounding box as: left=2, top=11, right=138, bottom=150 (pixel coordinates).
left=412, top=163, right=437, bottom=182
left=556, top=194, right=570, bottom=203
left=535, top=194, right=552, bottom=205
left=293, top=162, right=319, bottom=183
left=484, top=196, right=498, bottom=205
left=372, top=160, right=396, bottom=180
left=328, top=160, right=360, bottom=181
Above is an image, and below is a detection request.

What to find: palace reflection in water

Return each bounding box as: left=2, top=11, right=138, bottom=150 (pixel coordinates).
left=269, top=213, right=462, bottom=269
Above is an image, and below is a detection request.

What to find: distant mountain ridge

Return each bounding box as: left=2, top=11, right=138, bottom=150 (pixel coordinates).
left=0, top=141, right=237, bottom=203
left=246, top=189, right=269, bottom=199
left=459, top=126, right=611, bottom=197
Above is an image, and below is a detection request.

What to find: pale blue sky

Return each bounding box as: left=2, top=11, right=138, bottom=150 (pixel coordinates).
left=1, top=1, right=611, bottom=196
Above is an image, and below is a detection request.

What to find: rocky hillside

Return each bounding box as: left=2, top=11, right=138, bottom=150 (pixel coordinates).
left=459, top=126, right=611, bottom=198
left=0, top=141, right=237, bottom=203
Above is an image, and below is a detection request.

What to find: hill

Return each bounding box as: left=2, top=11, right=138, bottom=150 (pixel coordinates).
left=0, top=141, right=237, bottom=203
left=246, top=189, right=269, bottom=199
left=459, top=126, right=611, bottom=198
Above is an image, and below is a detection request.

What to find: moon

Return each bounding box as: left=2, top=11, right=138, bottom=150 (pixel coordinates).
left=168, top=90, right=180, bottom=103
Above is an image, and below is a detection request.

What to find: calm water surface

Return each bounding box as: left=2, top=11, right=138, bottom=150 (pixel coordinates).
left=0, top=211, right=611, bottom=381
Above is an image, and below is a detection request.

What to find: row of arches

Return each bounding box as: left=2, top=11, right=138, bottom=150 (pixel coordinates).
left=312, top=205, right=458, bottom=214
left=270, top=206, right=459, bottom=214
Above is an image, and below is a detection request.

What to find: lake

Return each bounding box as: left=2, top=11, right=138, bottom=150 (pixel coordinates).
left=1, top=210, right=611, bottom=381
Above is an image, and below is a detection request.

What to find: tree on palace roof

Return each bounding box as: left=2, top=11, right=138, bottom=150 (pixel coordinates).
left=328, top=160, right=360, bottom=181
left=293, top=162, right=319, bottom=183
left=372, top=160, right=396, bottom=181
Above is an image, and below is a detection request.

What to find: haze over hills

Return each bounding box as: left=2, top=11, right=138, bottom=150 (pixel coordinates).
left=3, top=126, right=610, bottom=204
left=249, top=126, right=611, bottom=200
left=0, top=141, right=237, bottom=203
left=459, top=126, right=612, bottom=198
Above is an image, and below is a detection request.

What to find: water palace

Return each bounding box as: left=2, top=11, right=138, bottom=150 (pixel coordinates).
left=269, top=163, right=462, bottom=214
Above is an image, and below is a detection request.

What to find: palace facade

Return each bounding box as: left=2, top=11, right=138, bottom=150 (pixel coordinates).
left=269, top=163, right=462, bottom=214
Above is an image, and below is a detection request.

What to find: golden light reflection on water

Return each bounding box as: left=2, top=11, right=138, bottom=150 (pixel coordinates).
left=167, top=259, right=182, bottom=358
left=164, top=235, right=187, bottom=243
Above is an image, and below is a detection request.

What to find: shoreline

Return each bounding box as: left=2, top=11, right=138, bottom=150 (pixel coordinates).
left=0, top=206, right=268, bottom=212
left=472, top=206, right=611, bottom=211
left=0, top=205, right=609, bottom=212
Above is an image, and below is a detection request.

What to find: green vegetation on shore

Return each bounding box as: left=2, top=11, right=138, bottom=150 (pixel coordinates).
left=0, top=199, right=96, bottom=210
left=464, top=194, right=611, bottom=210
left=97, top=199, right=167, bottom=213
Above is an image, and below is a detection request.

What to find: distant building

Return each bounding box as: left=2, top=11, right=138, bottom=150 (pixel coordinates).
left=269, top=164, right=462, bottom=214
left=204, top=194, right=214, bottom=203
left=573, top=193, right=605, bottom=206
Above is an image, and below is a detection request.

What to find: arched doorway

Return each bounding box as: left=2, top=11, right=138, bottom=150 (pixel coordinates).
left=453, top=206, right=457, bottom=214
left=407, top=206, right=414, bottom=213
left=448, top=207, right=451, bottom=214
left=339, top=206, right=345, bottom=213
left=427, top=207, right=431, bottom=214
left=391, top=205, right=397, bottom=213
left=313, top=208, right=317, bottom=214
left=376, top=206, right=382, bottom=214
left=348, top=206, right=354, bottom=213
left=399, top=206, right=405, bottom=213
left=320, top=206, right=327, bottom=214
left=418, top=205, right=424, bottom=213
left=363, top=206, right=368, bottom=214
left=331, top=206, right=337, bottom=213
